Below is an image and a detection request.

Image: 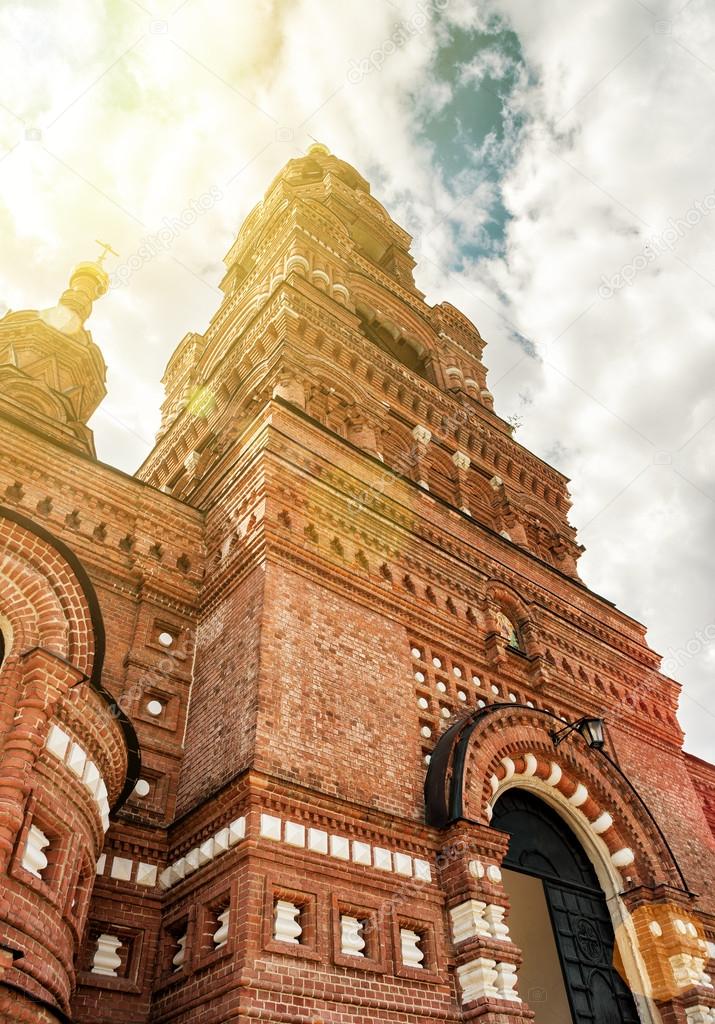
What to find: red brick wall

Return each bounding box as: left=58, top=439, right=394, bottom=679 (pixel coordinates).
left=255, top=562, right=421, bottom=817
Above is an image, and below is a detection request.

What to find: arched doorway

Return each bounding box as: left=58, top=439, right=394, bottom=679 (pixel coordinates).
left=493, top=789, right=640, bottom=1024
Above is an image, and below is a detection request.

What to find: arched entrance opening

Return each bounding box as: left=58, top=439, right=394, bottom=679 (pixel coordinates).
left=493, top=788, right=640, bottom=1024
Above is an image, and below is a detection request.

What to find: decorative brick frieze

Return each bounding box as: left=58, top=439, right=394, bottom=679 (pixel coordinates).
left=257, top=809, right=432, bottom=881
left=44, top=723, right=111, bottom=831
left=159, top=815, right=246, bottom=889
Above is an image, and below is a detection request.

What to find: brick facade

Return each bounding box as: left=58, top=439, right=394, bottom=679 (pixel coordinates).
left=0, top=144, right=713, bottom=1024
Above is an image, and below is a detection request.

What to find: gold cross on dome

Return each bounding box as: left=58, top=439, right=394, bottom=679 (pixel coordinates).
left=94, top=239, right=119, bottom=266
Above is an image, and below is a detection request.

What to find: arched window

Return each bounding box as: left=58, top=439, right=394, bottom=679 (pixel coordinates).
left=357, top=311, right=433, bottom=382
left=495, top=609, right=521, bottom=651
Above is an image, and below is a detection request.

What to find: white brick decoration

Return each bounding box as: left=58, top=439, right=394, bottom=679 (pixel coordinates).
left=136, top=862, right=158, bottom=887
left=67, top=742, right=87, bottom=778
left=172, top=933, right=187, bottom=971
left=611, top=848, right=635, bottom=868
left=496, top=961, right=521, bottom=1001
left=414, top=858, right=431, bottom=881
left=260, top=813, right=282, bottom=840
left=352, top=841, right=371, bottom=866
left=569, top=783, right=589, bottom=807
left=457, top=957, right=498, bottom=1003
left=163, top=810, right=432, bottom=889
left=159, top=815, right=246, bottom=890
left=44, top=724, right=110, bottom=832
left=329, top=835, right=350, bottom=860
left=393, top=851, right=413, bottom=876
left=274, top=900, right=302, bottom=944
left=373, top=847, right=393, bottom=871
left=284, top=821, right=305, bottom=847
left=229, top=817, right=246, bottom=843
left=450, top=899, right=490, bottom=943
left=213, top=908, right=230, bottom=948
left=82, top=760, right=101, bottom=795
left=670, top=953, right=713, bottom=990
left=110, top=856, right=133, bottom=881
left=591, top=811, right=613, bottom=834
left=685, top=1007, right=715, bottom=1024
left=45, top=724, right=70, bottom=759
left=340, top=915, right=366, bottom=957
left=486, top=864, right=502, bottom=884
left=400, top=928, right=424, bottom=969
left=22, top=824, right=50, bottom=878
left=308, top=828, right=328, bottom=853
left=485, top=904, right=511, bottom=942
left=96, top=853, right=106, bottom=875
left=92, top=934, right=122, bottom=976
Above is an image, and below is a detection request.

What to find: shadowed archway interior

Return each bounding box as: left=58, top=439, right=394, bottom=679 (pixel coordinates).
left=493, top=789, right=640, bottom=1024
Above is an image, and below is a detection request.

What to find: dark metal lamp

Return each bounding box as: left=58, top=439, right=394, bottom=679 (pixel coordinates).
left=550, top=716, right=605, bottom=750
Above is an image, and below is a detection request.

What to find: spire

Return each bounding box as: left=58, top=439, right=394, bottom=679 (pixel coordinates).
left=43, top=248, right=112, bottom=336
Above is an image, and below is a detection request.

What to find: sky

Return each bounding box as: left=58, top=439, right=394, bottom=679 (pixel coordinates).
left=1, top=0, right=713, bottom=761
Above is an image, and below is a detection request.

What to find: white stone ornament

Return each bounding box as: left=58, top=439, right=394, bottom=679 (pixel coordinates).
left=45, top=724, right=70, bottom=759
left=340, top=915, right=366, bottom=957
left=412, top=424, right=432, bottom=446
left=457, top=957, right=498, bottom=1002
left=22, top=824, right=50, bottom=879
left=172, top=933, right=187, bottom=971
left=213, top=908, right=230, bottom=948
left=450, top=899, right=490, bottom=942
left=274, top=900, right=302, bottom=944
left=496, top=960, right=521, bottom=1001
left=486, top=864, right=502, bottom=884
left=484, top=904, right=510, bottom=942
left=400, top=928, right=424, bottom=969
left=93, top=934, right=123, bottom=976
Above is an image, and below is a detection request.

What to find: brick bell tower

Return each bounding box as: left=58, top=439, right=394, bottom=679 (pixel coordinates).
left=1, top=146, right=714, bottom=1024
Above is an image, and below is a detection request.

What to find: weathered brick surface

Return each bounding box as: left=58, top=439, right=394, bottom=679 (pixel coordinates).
left=0, top=146, right=713, bottom=1023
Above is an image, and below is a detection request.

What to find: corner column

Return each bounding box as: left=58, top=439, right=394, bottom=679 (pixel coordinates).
left=437, top=820, right=534, bottom=1021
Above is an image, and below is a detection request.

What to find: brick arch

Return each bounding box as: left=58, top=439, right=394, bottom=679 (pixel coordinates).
left=425, top=704, right=686, bottom=892
left=0, top=506, right=140, bottom=809
left=0, top=515, right=93, bottom=673
left=350, top=275, right=440, bottom=356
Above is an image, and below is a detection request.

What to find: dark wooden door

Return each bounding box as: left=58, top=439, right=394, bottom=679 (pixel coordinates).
left=493, top=789, right=640, bottom=1024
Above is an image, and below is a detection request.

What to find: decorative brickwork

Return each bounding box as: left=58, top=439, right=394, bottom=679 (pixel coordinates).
left=0, top=145, right=713, bottom=1024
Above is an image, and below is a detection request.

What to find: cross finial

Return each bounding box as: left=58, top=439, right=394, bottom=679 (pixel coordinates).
left=94, top=239, right=119, bottom=267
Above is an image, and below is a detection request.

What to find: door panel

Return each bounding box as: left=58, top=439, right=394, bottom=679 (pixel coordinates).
left=545, top=880, right=639, bottom=1023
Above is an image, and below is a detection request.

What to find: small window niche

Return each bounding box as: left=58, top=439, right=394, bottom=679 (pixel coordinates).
left=392, top=908, right=443, bottom=984
left=263, top=880, right=321, bottom=961
left=331, top=894, right=386, bottom=972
